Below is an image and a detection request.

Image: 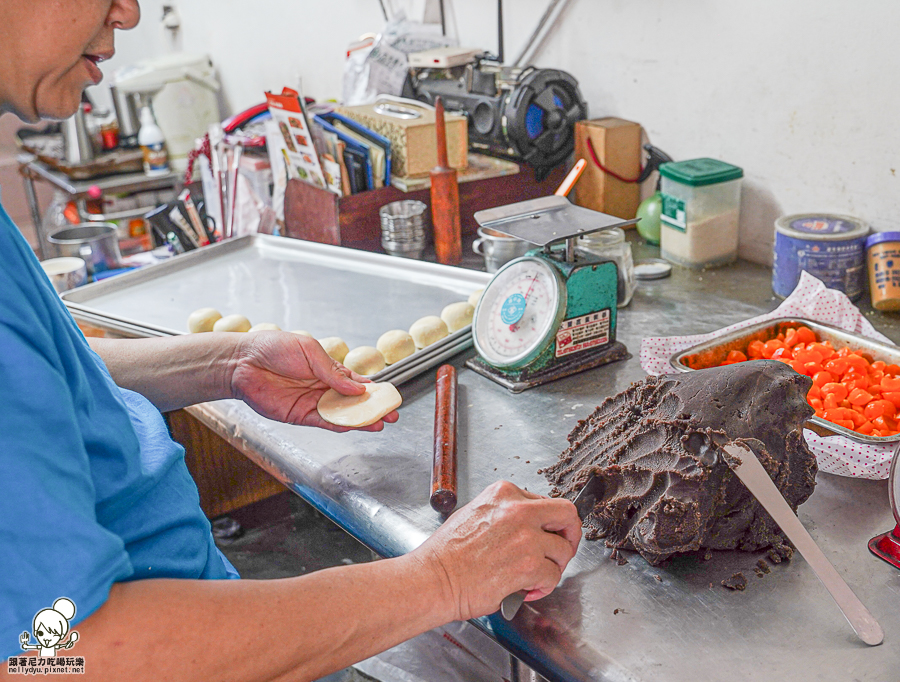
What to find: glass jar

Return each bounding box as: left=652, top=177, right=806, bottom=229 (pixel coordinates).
left=576, top=227, right=635, bottom=307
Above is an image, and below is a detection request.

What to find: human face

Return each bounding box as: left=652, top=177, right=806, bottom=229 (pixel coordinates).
left=0, top=0, right=140, bottom=122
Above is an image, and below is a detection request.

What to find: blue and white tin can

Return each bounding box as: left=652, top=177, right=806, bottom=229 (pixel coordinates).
left=773, top=213, right=869, bottom=300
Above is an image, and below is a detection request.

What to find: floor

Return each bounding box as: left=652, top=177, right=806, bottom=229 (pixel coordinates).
left=213, top=491, right=375, bottom=580
left=212, top=492, right=380, bottom=682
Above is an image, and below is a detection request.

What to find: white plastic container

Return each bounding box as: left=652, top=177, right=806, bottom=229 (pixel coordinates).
left=659, top=158, right=743, bottom=269
left=138, top=105, right=170, bottom=176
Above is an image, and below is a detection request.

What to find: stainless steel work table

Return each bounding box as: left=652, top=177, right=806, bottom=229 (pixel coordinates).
left=183, top=251, right=899, bottom=681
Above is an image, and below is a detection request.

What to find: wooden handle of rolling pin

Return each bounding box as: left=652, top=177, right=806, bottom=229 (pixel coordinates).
left=430, top=97, right=462, bottom=265
left=431, top=364, right=458, bottom=514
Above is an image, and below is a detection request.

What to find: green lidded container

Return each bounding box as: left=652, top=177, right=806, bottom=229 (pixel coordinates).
left=659, top=158, right=744, bottom=269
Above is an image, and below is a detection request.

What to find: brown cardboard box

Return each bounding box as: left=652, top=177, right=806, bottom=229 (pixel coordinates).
left=574, top=118, right=642, bottom=220
left=336, top=103, right=468, bottom=179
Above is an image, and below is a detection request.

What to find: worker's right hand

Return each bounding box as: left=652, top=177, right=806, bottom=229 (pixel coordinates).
left=409, top=480, right=582, bottom=622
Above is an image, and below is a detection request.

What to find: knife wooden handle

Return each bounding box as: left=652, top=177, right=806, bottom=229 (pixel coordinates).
left=431, top=364, right=458, bottom=514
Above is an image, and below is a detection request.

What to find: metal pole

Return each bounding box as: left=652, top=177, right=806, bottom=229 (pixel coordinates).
left=21, top=166, right=46, bottom=259
left=511, top=0, right=568, bottom=68
left=497, top=0, right=504, bottom=63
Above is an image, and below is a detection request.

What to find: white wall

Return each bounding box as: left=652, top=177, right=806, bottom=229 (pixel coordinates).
left=96, top=0, right=900, bottom=265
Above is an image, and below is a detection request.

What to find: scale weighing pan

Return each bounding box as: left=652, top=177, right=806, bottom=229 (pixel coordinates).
left=474, top=195, right=638, bottom=252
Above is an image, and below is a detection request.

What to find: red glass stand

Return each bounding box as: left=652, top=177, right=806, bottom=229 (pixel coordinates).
left=868, top=524, right=900, bottom=569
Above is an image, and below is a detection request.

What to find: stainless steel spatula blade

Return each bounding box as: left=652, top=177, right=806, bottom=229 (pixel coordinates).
left=723, top=442, right=883, bottom=646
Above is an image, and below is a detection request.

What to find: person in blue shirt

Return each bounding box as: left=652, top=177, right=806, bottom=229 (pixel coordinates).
left=0, top=2, right=582, bottom=680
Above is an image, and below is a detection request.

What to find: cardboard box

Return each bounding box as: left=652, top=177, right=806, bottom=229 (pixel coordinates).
left=336, top=103, right=468, bottom=179
left=574, top=118, right=642, bottom=220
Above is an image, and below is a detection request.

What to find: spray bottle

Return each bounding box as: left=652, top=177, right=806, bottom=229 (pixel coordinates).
left=138, top=104, right=169, bottom=176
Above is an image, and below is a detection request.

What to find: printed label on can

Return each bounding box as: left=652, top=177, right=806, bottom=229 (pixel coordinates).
left=660, top=193, right=686, bottom=232
left=773, top=233, right=866, bottom=299
left=555, top=310, right=610, bottom=357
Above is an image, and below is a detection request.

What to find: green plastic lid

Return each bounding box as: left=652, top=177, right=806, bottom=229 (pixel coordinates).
left=659, top=158, right=744, bottom=187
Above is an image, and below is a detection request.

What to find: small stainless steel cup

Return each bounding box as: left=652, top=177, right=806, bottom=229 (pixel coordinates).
left=39, top=257, right=88, bottom=294
left=48, top=223, right=122, bottom=276
left=472, top=227, right=531, bottom=272
left=380, top=200, right=428, bottom=259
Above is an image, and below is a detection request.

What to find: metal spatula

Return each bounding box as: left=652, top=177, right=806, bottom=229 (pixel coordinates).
left=723, top=442, right=884, bottom=646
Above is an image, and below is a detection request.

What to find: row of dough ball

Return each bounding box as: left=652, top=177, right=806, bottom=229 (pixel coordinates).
left=186, top=289, right=484, bottom=376
left=318, top=291, right=483, bottom=376
left=187, top=308, right=287, bottom=334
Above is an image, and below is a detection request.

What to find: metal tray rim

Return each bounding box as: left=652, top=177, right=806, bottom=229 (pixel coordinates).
left=62, top=234, right=491, bottom=385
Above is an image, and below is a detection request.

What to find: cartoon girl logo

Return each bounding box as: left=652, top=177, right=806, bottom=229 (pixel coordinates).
left=20, top=598, right=79, bottom=657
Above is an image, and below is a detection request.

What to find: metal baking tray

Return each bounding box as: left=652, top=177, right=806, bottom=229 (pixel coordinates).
left=669, top=317, right=900, bottom=444
left=62, top=234, right=490, bottom=385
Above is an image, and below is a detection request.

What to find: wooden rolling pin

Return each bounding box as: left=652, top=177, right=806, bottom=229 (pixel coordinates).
left=430, top=97, right=462, bottom=265
left=431, top=364, right=458, bottom=514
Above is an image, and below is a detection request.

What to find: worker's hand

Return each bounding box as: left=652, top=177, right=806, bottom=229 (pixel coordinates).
left=410, top=481, right=581, bottom=621
left=229, top=331, right=399, bottom=433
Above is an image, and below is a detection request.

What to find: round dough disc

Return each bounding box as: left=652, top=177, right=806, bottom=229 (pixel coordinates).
left=409, top=316, right=449, bottom=349
left=343, top=346, right=386, bottom=376
left=249, top=322, right=282, bottom=332
left=318, top=382, right=402, bottom=428
left=213, top=314, right=252, bottom=332
left=468, top=289, right=484, bottom=308
left=440, top=301, right=475, bottom=333
left=319, top=337, right=350, bottom=363
left=291, top=330, right=313, bottom=337
left=377, top=330, right=416, bottom=365
left=187, top=307, right=222, bottom=333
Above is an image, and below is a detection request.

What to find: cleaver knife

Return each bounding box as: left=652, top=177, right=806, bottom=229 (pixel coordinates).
left=722, top=442, right=883, bottom=646
left=500, top=475, right=603, bottom=621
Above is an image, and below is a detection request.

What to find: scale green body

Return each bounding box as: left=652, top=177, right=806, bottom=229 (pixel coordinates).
left=496, top=247, right=619, bottom=374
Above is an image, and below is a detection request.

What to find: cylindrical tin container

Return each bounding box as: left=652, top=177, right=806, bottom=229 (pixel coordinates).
left=379, top=200, right=428, bottom=259
left=39, top=257, right=88, bottom=293
left=866, top=231, right=900, bottom=311
left=48, top=223, right=122, bottom=276
left=772, top=213, right=869, bottom=300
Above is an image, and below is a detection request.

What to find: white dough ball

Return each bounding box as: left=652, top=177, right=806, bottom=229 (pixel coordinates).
left=409, top=316, right=449, bottom=349
left=441, top=301, right=475, bottom=333
left=343, top=346, right=386, bottom=376
left=377, top=330, right=416, bottom=365
left=468, top=289, right=484, bottom=308
left=291, top=330, right=313, bottom=337
left=187, top=307, right=222, bottom=333
left=319, top=337, right=350, bottom=363
left=213, top=314, right=252, bottom=332
left=249, top=322, right=282, bottom=332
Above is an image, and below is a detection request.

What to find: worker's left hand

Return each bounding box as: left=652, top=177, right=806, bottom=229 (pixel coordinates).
left=228, top=331, right=399, bottom=433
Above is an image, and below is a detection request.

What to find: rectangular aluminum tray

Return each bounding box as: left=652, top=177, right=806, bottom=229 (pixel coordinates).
left=62, top=234, right=490, bottom=385
left=669, top=316, right=900, bottom=444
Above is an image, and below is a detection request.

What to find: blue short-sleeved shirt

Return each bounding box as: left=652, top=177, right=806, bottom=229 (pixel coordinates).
left=0, top=196, right=237, bottom=659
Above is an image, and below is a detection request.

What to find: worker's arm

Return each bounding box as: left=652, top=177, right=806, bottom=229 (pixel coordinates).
left=88, top=332, right=396, bottom=431
left=58, top=482, right=582, bottom=682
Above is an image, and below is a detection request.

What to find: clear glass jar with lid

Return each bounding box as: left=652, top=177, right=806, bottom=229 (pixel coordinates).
left=576, top=227, right=635, bottom=307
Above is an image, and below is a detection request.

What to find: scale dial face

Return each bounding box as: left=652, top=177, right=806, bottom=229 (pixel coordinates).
left=473, top=257, right=566, bottom=369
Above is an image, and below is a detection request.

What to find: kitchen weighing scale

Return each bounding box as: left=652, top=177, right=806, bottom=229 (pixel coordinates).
left=868, top=442, right=900, bottom=569
left=466, top=196, right=637, bottom=392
